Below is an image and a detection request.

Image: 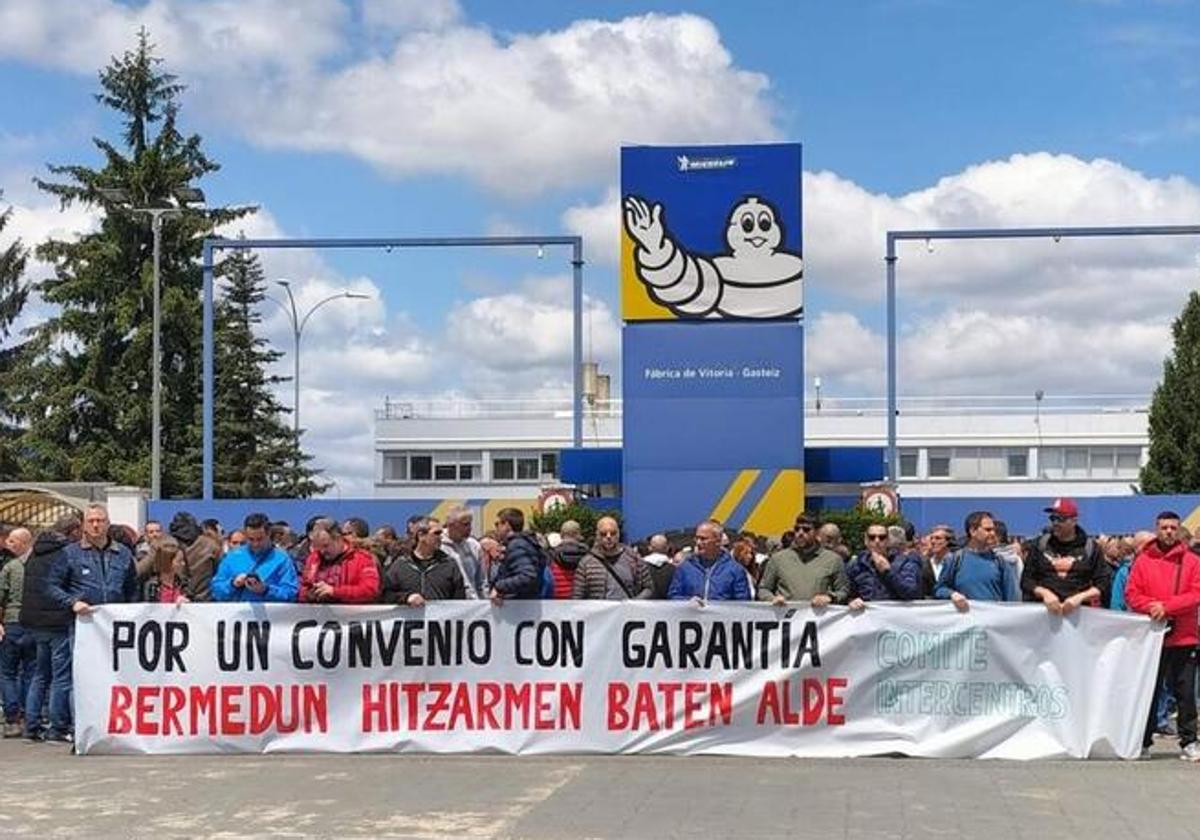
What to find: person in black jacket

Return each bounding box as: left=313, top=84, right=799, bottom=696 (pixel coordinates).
left=383, top=518, right=465, bottom=606
left=488, top=508, right=543, bottom=603
left=1021, top=498, right=1111, bottom=614
left=19, top=515, right=79, bottom=742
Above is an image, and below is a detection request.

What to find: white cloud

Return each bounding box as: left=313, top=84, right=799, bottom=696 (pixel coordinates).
left=361, top=0, right=461, bottom=35
left=444, top=274, right=618, bottom=374
left=0, top=4, right=777, bottom=195
left=0, top=0, right=348, bottom=75
left=562, top=186, right=620, bottom=266
left=237, top=13, right=775, bottom=194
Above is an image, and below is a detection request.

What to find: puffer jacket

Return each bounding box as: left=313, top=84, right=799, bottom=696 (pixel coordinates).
left=572, top=544, right=654, bottom=600
left=300, top=546, right=381, bottom=604
left=845, top=550, right=924, bottom=601
left=491, top=532, right=544, bottom=599
left=19, top=532, right=72, bottom=630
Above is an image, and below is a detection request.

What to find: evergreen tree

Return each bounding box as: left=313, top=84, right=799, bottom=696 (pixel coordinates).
left=215, top=246, right=328, bottom=497
left=0, top=198, right=30, bottom=475
left=19, top=29, right=250, bottom=494
left=1141, top=291, right=1200, bottom=493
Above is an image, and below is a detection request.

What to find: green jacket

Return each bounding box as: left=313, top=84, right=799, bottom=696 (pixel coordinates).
left=0, top=553, right=29, bottom=624
left=757, top=545, right=850, bottom=604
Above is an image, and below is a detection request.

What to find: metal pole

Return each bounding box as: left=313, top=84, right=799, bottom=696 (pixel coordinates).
left=202, top=240, right=215, bottom=500
left=151, top=213, right=163, bottom=499
left=572, top=237, right=584, bottom=449
left=883, top=222, right=1200, bottom=489
left=201, top=234, right=586, bottom=498
left=885, top=235, right=898, bottom=483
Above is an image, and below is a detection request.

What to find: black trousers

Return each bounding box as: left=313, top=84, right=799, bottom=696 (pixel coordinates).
left=1144, top=645, right=1198, bottom=749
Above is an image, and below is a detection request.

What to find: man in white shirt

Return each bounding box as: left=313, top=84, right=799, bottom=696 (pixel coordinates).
left=440, top=505, right=483, bottom=599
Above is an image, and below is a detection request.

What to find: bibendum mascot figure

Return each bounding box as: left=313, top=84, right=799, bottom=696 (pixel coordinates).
left=623, top=194, right=804, bottom=319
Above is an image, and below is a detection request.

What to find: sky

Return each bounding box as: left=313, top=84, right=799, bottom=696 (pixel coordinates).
left=0, top=0, right=1199, bottom=495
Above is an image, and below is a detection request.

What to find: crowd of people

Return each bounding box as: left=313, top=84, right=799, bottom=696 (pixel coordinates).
left=0, top=497, right=1194, bottom=759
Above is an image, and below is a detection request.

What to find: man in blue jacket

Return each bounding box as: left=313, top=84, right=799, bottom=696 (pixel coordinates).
left=46, top=504, right=138, bottom=617
left=211, top=512, right=300, bottom=602
left=668, top=520, right=751, bottom=602
left=846, top=524, right=925, bottom=610
left=933, top=511, right=1021, bottom=610
left=43, top=504, right=136, bottom=745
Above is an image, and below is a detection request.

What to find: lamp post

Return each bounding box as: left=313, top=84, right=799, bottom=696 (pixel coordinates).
left=100, top=186, right=205, bottom=500
left=269, top=280, right=371, bottom=436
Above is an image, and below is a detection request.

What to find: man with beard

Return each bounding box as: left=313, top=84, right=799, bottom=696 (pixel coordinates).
left=1126, top=511, right=1200, bottom=760
left=758, top=514, right=848, bottom=607
left=572, top=517, right=653, bottom=600
left=1021, top=498, right=1111, bottom=614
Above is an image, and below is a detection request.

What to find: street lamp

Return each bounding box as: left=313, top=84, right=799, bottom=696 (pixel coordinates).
left=268, top=279, right=371, bottom=435
left=100, top=186, right=206, bottom=500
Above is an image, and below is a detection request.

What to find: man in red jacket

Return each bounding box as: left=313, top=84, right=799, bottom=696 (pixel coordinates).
left=1126, top=510, right=1200, bottom=760
left=300, top=520, right=381, bottom=604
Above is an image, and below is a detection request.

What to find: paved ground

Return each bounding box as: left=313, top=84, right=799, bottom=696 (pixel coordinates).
left=1, top=738, right=1198, bottom=839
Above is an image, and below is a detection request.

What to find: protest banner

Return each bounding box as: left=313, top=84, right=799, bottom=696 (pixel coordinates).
left=73, top=601, right=1161, bottom=759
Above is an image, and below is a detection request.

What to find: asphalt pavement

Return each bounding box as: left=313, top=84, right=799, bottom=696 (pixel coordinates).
left=0, top=737, right=1197, bottom=839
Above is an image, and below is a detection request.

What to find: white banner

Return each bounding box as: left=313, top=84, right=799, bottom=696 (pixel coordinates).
left=73, top=601, right=1163, bottom=759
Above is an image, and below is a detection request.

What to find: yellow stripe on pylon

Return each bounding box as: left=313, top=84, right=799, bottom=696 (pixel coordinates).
left=709, top=470, right=761, bottom=526
left=427, top=499, right=466, bottom=521
left=741, top=469, right=805, bottom=537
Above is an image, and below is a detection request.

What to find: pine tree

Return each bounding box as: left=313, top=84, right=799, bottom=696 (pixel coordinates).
left=0, top=197, right=30, bottom=475
left=19, top=29, right=250, bottom=494
left=215, top=246, right=328, bottom=497
left=1140, top=291, right=1200, bottom=493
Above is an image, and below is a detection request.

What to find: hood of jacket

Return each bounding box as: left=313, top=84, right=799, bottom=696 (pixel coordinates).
left=32, top=530, right=69, bottom=559
left=555, top=538, right=588, bottom=569
left=169, top=512, right=202, bottom=546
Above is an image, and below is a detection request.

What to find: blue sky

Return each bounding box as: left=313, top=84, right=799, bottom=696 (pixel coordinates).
left=1, top=0, right=1199, bottom=493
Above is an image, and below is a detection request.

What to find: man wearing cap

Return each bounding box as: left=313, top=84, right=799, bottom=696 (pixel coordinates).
left=1021, top=498, right=1111, bottom=614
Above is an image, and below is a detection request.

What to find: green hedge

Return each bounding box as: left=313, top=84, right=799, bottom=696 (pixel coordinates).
left=529, top=504, right=622, bottom=544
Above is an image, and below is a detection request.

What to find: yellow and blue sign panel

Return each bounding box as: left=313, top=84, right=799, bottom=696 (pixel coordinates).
left=621, top=143, right=803, bottom=322
left=622, top=320, right=805, bottom=539
left=621, top=143, right=805, bottom=538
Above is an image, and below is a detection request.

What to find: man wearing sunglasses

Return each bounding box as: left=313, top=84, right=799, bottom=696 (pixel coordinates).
left=757, top=514, right=849, bottom=607
left=845, top=525, right=924, bottom=610
left=383, top=517, right=466, bottom=606
left=1021, top=498, right=1110, bottom=615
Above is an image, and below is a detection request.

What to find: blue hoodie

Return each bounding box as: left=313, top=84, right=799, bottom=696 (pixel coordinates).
left=667, top=550, right=751, bottom=601
left=211, top=544, right=299, bottom=602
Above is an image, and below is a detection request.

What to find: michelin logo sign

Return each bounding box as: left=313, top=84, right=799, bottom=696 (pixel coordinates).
left=621, top=144, right=803, bottom=321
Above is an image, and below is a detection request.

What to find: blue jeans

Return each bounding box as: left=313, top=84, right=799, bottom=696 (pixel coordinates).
left=28, top=629, right=71, bottom=736
left=0, top=623, right=36, bottom=722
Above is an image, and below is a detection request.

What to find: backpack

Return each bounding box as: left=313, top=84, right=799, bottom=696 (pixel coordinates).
left=1035, top=533, right=1095, bottom=565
